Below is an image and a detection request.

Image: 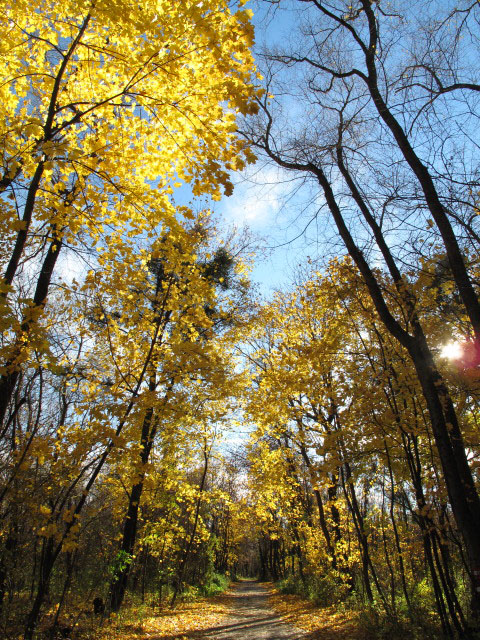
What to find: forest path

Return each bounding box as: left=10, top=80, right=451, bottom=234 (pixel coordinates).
left=189, top=580, right=305, bottom=640
left=139, top=580, right=359, bottom=640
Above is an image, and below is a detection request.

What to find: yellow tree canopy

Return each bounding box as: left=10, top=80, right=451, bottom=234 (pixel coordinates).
left=0, top=0, right=258, bottom=291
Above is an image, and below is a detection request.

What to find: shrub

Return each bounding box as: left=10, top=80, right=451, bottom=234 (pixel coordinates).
left=199, top=573, right=229, bottom=597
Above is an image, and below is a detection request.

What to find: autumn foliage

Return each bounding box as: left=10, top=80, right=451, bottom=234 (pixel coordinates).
left=1, top=1, right=480, bottom=640
left=0, top=0, right=258, bottom=637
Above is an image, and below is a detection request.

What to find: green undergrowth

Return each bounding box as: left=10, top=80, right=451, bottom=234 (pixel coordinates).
left=275, top=574, right=467, bottom=640
left=182, top=572, right=230, bottom=600
left=276, top=573, right=347, bottom=607
left=201, top=572, right=230, bottom=596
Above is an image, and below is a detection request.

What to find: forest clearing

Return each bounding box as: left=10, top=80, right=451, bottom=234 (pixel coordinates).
left=1, top=0, right=480, bottom=638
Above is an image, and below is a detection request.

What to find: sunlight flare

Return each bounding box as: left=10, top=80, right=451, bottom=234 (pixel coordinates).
left=440, top=341, right=463, bottom=360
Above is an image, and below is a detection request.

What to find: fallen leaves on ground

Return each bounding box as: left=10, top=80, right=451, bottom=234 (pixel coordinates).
left=266, top=585, right=362, bottom=640
left=92, top=593, right=231, bottom=640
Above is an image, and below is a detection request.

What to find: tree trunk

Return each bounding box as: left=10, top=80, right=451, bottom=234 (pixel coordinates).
left=0, top=234, right=63, bottom=427
left=109, top=404, right=156, bottom=612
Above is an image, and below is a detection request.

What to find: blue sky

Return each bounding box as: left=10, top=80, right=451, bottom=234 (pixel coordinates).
left=55, top=0, right=340, bottom=295
left=212, top=160, right=341, bottom=295
left=208, top=1, right=331, bottom=296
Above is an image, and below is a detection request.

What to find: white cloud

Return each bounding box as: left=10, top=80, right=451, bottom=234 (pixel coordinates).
left=221, top=165, right=290, bottom=228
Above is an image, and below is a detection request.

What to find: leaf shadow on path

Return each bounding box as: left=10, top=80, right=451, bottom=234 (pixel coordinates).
left=148, top=581, right=307, bottom=640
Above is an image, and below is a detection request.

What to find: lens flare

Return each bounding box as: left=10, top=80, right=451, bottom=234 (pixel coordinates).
left=440, top=341, right=463, bottom=360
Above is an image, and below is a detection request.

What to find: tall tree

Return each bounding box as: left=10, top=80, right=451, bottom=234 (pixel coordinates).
left=247, top=0, right=480, bottom=619
left=0, top=0, right=258, bottom=431
left=0, top=1, right=259, bottom=636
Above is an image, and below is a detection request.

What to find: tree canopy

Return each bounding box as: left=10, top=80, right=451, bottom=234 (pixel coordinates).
left=1, top=2, right=480, bottom=640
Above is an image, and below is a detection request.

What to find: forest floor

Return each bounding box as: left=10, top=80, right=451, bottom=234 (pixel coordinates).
left=267, top=584, right=362, bottom=640
left=186, top=580, right=304, bottom=639
left=91, top=580, right=361, bottom=640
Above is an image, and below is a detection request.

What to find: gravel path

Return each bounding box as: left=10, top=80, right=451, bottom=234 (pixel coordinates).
left=194, top=581, right=305, bottom=640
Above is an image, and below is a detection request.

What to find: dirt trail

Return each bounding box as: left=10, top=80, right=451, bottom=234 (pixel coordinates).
left=193, top=581, right=304, bottom=640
